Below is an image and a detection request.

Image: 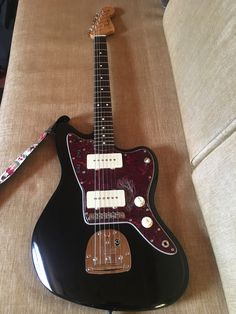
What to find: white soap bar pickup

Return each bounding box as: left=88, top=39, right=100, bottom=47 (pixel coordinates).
left=87, top=190, right=126, bottom=209
left=87, top=153, right=123, bottom=170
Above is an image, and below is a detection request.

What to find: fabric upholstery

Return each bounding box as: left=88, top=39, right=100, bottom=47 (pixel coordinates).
left=192, top=132, right=236, bottom=314
left=0, top=0, right=227, bottom=313
left=163, top=0, right=236, bottom=167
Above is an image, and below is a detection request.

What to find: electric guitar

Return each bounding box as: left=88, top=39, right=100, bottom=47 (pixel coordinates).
left=32, top=7, right=188, bottom=312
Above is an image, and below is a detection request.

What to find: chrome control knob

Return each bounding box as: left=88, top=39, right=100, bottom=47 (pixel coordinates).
left=141, top=216, right=153, bottom=228
left=134, top=196, right=145, bottom=207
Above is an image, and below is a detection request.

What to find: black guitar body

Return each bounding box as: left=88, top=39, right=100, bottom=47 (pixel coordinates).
left=31, top=121, right=189, bottom=312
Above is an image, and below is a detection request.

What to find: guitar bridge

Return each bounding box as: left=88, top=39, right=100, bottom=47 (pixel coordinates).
left=85, top=229, right=131, bottom=274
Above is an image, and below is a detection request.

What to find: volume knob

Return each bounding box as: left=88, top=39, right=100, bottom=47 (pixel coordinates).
left=134, top=196, right=145, bottom=207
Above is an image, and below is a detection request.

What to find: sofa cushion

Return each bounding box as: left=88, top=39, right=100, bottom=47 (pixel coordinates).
left=163, top=0, right=236, bottom=167
left=192, top=132, right=236, bottom=314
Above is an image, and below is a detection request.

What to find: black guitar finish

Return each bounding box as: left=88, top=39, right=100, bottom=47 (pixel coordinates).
left=32, top=8, right=188, bottom=311
left=32, top=122, right=188, bottom=312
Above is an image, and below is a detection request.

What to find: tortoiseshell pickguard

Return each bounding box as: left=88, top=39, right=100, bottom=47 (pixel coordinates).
left=67, top=133, right=177, bottom=255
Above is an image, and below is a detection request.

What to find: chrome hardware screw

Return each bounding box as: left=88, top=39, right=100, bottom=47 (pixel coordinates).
left=144, top=157, right=151, bottom=164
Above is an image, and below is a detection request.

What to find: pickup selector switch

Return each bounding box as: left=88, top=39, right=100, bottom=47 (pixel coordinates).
left=134, top=196, right=145, bottom=207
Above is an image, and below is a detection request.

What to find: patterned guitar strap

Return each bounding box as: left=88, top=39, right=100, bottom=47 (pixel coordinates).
left=0, top=115, right=70, bottom=185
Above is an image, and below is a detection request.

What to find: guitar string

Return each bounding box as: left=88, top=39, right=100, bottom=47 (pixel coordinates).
left=103, top=34, right=109, bottom=265
left=106, top=35, right=113, bottom=265
left=98, top=34, right=102, bottom=266
left=99, top=34, right=107, bottom=266
left=95, top=34, right=121, bottom=267
left=103, top=35, right=121, bottom=266
left=93, top=34, right=98, bottom=266
left=95, top=33, right=103, bottom=267
left=104, top=34, right=120, bottom=266
left=101, top=34, right=111, bottom=266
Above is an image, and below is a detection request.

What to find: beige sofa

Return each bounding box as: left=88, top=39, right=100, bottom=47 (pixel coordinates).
left=0, top=0, right=235, bottom=313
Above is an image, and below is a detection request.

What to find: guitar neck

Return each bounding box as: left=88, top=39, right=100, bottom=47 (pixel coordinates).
left=94, top=35, right=114, bottom=153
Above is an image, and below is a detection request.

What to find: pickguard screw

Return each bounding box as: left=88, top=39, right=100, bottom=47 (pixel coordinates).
left=144, top=157, right=151, bottom=164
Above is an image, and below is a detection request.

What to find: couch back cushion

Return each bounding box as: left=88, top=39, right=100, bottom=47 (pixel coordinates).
left=163, top=0, right=236, bottom=167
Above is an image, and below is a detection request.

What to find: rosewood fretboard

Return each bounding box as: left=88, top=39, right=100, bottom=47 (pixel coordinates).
left=94, top=35, right=114, bottom=152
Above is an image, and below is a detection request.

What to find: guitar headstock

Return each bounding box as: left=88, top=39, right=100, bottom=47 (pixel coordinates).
left=88, top=7, right=115, bottom=39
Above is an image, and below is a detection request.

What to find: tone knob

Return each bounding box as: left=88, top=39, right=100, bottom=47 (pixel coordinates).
left=141, top=216, right=153, bottom=228
left=134, top=196, right=145, bottom=207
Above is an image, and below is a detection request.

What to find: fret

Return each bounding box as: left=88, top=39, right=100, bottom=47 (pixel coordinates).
left=95, top=74, right=109, bottom=77
left=94, top=89, right=110, bottom=92
left=94, top=107, right=112, bottom=110
left=94, top=86, right=110, bottom=89
left=94, top=84, right=110, bottom=88
left=94, top=120, right=113, bottom=122
left=95, top=62, right=108, bottom=65
left=94, top=106, right=112, bottom=110
left=94, top=121, right=113, bottom=123
left=93, top=134, right=114, bottom=137
left=94, top=112, right=113, bottom=116
left=94, top=138, right=114, bottom=141
left=95, top=79, right=109, bottom=82
left=94, top=144, right=115, bottom=147
left=95, top=75, right=109, bottom=79
left=94, top=101, right=111, bottom=104
left=95, top=96, right=111, bottom=98
left=94, top=48, right=107, bottom=52
left=94, top=119, right=113, bottom=122
left=95, top=65, right=109, bottom=69
left=94, top=126, right=113, bottom=128
left=94, top=129, right=113, bottom=131
left=94, top=140, right=115, bottom=143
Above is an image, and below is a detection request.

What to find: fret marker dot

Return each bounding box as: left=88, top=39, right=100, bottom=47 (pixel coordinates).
left=102, top=118, right=104, bottom=121
left=101, top=77, right=103, bottom=79
left=102, top=127, right=105, bottom=129
left=97, top=104, right=100, bottom=107
left=103, top=142, right=106, bottom=145
left=102, top=135, right=105, bottom=137
left=99, top=51, right=102, bottom=54
left=101, top=88, right=103, bottom=91
left=106, top=103, right=109, bottom=106
left=100, top=65, right=102, bottom=67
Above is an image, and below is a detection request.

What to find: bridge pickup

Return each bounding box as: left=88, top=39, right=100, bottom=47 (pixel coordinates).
left=87, top=153, right=123, bottom=170
left=87, top=190, right=125, bottom=209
